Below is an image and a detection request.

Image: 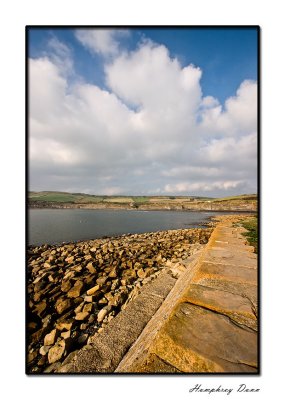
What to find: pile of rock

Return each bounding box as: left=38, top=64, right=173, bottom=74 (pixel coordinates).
left=27, top=227, right=212, bottom=373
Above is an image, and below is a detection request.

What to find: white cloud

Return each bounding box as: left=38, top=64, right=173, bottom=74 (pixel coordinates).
left=105, top=42, right=202, bottom=115
left=29, top=35, right=257, bottom=196
left=164, top=180, right=244, bottom=193
left=199, top=79, right=257, bottom=138
left=46, top=36, right=74, bottom=75
left=75, top=29, right=129, bottom=57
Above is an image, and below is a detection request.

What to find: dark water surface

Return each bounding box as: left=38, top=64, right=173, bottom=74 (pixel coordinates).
left=28, top=209, right=236, bottom=246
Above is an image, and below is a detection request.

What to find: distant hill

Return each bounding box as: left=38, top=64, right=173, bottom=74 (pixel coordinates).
left=28, top=191, right=257, bottom=211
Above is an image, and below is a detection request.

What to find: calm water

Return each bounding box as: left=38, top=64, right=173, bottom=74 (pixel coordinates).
left=28, top=209, right=235, bottom=246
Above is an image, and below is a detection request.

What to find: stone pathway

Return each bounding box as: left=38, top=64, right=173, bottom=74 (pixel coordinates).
left=116, top=216, right=258, bottom=373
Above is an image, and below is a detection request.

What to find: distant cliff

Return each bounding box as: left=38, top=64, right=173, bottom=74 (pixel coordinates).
left=28, top=197, right=257, bottom=212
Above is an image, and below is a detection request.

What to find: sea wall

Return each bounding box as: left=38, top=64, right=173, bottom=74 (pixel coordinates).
left=116, top=215, right=258, bottom=373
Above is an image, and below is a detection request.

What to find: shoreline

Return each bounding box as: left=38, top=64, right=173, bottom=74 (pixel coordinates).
left=26, top=214, right=256, bottom=373
left=27, top=224, right=212, bottom=249
left=28, top=197, right=257, bottom=213
left=27, top=225, right=214, bottom=373
left=29, top=205, right=256, bottom=213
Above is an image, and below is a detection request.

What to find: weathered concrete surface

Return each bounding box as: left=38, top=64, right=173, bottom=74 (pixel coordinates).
left=116, top=216, right=258, bottom=373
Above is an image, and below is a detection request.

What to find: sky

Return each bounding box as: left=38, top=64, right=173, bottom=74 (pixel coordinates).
left=28, top=27, right=258, bottom=197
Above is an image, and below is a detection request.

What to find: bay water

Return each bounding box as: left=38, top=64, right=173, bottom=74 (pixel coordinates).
left=28, top=208, right=235, bottom=246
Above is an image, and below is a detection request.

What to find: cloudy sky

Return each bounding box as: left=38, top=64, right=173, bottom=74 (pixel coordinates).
left=28, top=27, right=258, bottom=197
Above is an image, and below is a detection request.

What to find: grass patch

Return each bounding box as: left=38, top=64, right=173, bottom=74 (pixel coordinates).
left=211, top=194, right=257, bottom=202
left=132, top=196, right=149, bottom=203
left=240, top=216, right=258, bottom=253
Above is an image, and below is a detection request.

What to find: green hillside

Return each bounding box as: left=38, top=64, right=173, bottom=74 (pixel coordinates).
left=29, top=191, right=257, bottom=204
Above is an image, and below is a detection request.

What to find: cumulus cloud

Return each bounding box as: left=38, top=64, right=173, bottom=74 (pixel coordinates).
left=29, top=33, right=257, bottom=196
left=164, top=180, right=244, bottom=193
left=75, top=29, right=129, bottom=57
left=46, top=36, right=74, bottom=75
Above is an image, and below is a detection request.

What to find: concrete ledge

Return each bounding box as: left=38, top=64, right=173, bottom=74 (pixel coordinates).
left=63, top=270, right=177, bottom=372
left=115, top=251, right=203, bottom=372
left=116, top=215, right=258, bottom=373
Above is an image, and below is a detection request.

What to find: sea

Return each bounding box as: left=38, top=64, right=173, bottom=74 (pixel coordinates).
left=28, top=208, right=238, bottom=246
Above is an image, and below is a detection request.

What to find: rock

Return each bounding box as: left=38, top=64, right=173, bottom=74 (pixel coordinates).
left=61, top=279, right=72, bottom=293
left=74, top=302, right=84, bottom=314
left=37, top=355, right=47, bottom=366
left=99, top=297, right=108, bottom=304
left=56, top=321, right=73, bottom=331
left=55, top=298, right=72, bottom=314
left=84, top=295, right=93, bottom=302
left=61, top=330, right=71, bottom=339
left=73, top=265, right=82, bottom=272
left=27, top=351, right=38, bottom=364
left=102, top=243, right=108, bottom=253
left=83, top=303, right=93, bottom=313
left=137, top=268, right=146, bottom=278
left=44, top=361, right=62, bottom=372
left=97, top=305, right=112, bottom=322
left=156, top=254, right=162, bottom=262
left=56, top=363, right=74, bottom=373
left=44, top=329, right=59, bottom=346
left=74, top=297, right=84, bottom=305
left=108, top=293, right=124, bottom=307
left=121, top=277, right=135, bottom=286
left=34, top=300, right=47, bottom=317
left=27, top=322, right=38, bottom=332
left=104, top=292, right=113, bottom=302
left=88, top=315, right=95, bottom=324
left=61, top=350, right=79, bottom=366
left=86, top=284, right=100, bottom=296
left=27, top=225, right=214, bottom=373
left=75, top=311, right=89, bottom=321
left=111, top=280, right=119, bottom=291
left=39, top=345, right=51, bottom=356
left=122, top=269, right=137, bottom=279
left=84, top=276, right=95, bottom=287
left=30, top=326, right=49, bottom=343
left=65, top=256, right=74, bottom=264
left=96, top=276, right=108, bottom=285
left=48, top=341, right=65, bottom=364
left=67, top=280, right=84, bottom=298
left=77, top=334, right=88, bottom=345
left=108, top=268, right=118, bottom=278
left=63, top=271, right=75, bottom=280
left=145, top=267, right=155, bottom=277
left=41, top=249, right=50, bottom=257
left=33, top=275, right=43, bottom=284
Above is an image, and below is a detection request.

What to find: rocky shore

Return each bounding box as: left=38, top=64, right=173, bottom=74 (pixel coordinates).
left=28, top=200, right=257, bottom=212
left=27, top=227, right=213, bottom=373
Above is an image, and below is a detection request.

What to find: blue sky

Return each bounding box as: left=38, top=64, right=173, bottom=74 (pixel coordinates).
left=28, top=27, right=258, bottom=196
left=29, top=27, right=257, bottom=104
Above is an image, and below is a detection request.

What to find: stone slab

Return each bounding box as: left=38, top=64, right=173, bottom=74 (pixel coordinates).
left=132, top=303, right=257, bottom=373
left=181, top=284, right=257, bottom=330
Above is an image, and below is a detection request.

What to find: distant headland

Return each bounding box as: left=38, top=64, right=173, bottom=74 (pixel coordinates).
left=28, top=191, right=257, bottom=212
